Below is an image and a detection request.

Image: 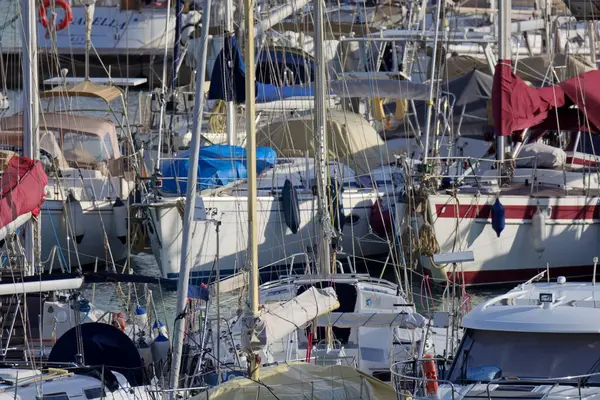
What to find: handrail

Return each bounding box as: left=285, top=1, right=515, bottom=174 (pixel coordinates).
left=392, top=357, right=600, bottom=400
left=403, top=154, right=586, bottom=193
left=390, top=357, right=458, bottom=400
left=484, top=371, right=600, bottom=400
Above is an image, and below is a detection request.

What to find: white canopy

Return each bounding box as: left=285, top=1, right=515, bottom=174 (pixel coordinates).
left=317, top=311, right=426, bottom=329
left=257, top=110, right=391, bottom=175
left=260, top=286, right=339, bottom=345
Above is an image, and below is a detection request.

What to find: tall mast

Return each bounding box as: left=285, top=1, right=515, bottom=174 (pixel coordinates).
left=225, top=0, right=237, bottom=145
left=422, top=0, right=442, bottom=163
left=154, top=0, right=173, bottom=172
left=313, top=0, right=332, bottom=275
left=172, top=0, right=182, bottom=89
left=84, top=2, right=95, bottom=81
left=168, top=0, right=213, bottom=389
left=244, top=0, right=260, bottom=379
left=21, top=0, right=40, bottom=273
left=497, top=0, right=511, bottom=162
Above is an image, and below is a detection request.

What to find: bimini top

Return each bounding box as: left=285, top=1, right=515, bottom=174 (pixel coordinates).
left=39, top=80, right=123, bottom=103
left=0, top=113, right=121, bottom=166
left=463, top=276, right=600, bottom=334
left=257, top=110, right=391, bottom=175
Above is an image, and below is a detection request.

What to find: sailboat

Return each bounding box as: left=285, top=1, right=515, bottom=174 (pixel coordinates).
left=142, top=29, right=412, bottom=282
left=0, top=1, right=147, bottom=270
left=0, top=4, right=167, bottom=398
left=31, top=0, right=202, bottom=87
left=158, top=0, right=457, bottom=397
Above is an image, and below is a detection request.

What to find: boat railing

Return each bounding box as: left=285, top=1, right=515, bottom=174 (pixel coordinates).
left=412, top=155, right=540, bottom=188
left=390, top=357, right=458, bottom=400
left=392, top=357, right=600, bottom=400
left=481, top=372, right=600, bottom=400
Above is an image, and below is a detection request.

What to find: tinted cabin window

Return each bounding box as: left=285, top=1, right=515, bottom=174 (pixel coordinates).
left=103, top=134, right=114, bottom=158
left=84, top=387, right=105, bottom=399
left=577, top=133, right=600, bottom=155
left=448, top=329, right=600, bottom=384
left=36, top=393, right=69, bottom=400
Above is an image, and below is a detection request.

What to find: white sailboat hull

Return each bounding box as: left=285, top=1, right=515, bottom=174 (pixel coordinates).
left=424, top=192, right=600, bottom=285
left=37, top=173, right=134, bottom=269
left=147, top=190, right=391, bottom=280
left=36, top=7, right=200, bottom=53
left=40, top=199, right=128, bottom=269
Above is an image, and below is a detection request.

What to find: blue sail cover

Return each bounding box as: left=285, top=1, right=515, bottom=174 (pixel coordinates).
left=208, top=34, right=313, bottom=104
left=160, top=145, right=277, bottom=194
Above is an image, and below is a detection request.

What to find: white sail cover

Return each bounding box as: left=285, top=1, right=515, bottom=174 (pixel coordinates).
left=330, top=78, right=430, bottom=100
left=261, top=286, right=339, bottom=345
left=210, top=271, right=248, bottom=295
left=317, top=311, right=426, bottom=329
left=0, top=278, right=84, bottom=296
left=0, top=212, right=31, bottom=242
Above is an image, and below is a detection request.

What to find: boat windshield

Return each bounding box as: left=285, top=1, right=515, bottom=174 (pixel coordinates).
left=62, top=131, right=111, bottom=165
left=448, top=329, right=600, bottom=385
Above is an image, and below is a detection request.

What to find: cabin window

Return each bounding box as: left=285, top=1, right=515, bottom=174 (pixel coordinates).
left=36, top=393, right=69, bottom=400
left=62, top=132, right=110, bottom=164
left=576, top=133, right=600, bottom=155
left=103, top=134, right=114, bottom=158
left=448, top=329, right=600, bottom=384
left=84, top=387, right=105, bottom=399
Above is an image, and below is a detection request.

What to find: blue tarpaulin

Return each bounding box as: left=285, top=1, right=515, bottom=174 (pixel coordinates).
left=160, top=144, right=277, bottom=194
left=208, top=34, right=313, bottom=104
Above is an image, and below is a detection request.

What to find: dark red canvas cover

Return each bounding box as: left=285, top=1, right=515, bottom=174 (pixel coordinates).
left=493, top=59, right=600, bottom=136
left=0, top=155, right=48, bottom=230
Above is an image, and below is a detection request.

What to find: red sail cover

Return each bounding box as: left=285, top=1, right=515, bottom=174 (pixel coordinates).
left=493, top=60, right=600, bottom=136
left=0, top=155, right=48, bottom=230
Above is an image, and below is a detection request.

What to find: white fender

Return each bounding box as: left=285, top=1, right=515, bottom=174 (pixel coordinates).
left=63, top=192, right=85, bottom=244
left=135, top=305, right=148, bottom=328
left=151, top=333, right=170, bottom=362
left=153, top=320, right=168, bottom=339
left=112, top=197, right=127, bottom=244
left=532, top=208, right=546, bottom=253
left=137, top=338, right=153, bottom=367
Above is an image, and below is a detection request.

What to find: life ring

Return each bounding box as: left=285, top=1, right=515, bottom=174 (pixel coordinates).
left=422, top=354, right=439, bottom=395
left=39, top=0, right=73, bottom=32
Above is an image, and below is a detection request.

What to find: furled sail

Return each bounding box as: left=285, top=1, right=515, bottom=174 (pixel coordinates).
left=242, top=286, right=340, bottom=350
